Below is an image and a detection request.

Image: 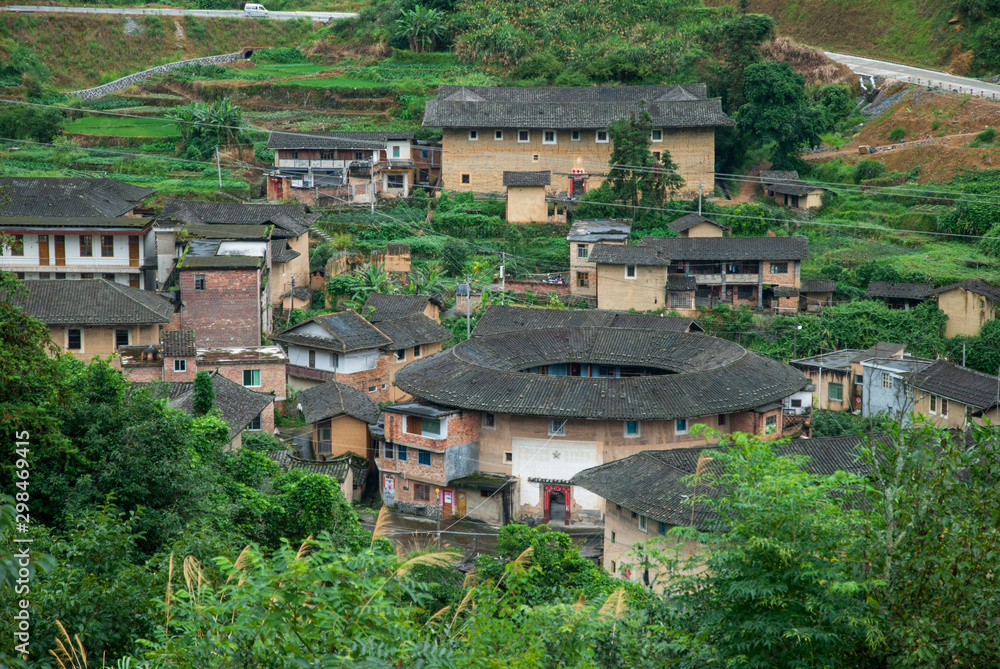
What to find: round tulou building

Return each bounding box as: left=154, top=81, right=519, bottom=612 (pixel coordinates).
left=374, top=306, right=807, bottom=525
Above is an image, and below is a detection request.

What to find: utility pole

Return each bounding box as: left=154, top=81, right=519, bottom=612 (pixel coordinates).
left=289, top=276, right=295, bottom=317
left=464, top=275, right=471, bottom=340
left=698, top=182, right=703, bottom=215
left=216, top=146, right=223, bottom=189
left=963, top=342, right=966, bottom=367
left=370, top=149, right=376, bottom=215
left=499, top=251, right=505, bottom=306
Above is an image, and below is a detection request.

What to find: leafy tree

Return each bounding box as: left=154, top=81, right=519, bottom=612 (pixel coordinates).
left=395, top=5, right=446, bottom=53
left=0, top=105, right=63, bottom=143
left=166, top=98, right=245, bottom=160
left=192, top=371, right=215, bottom=416
left=607, top=104, right=685, bottom=219
left=737, top=61, right=824, bottom=169
left=572, top=182, right=619, bottom=218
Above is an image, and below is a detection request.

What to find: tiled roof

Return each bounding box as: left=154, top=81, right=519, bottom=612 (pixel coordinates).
left=0, top=216, right=152, bottom=229
left=850, top=342, right=905, bottom=364
left=472, top=305, right=700, bottom=336
left=666, top=275, right=697, bottom=291
left=768, top=181, right=826, bottom=196
left=266, top=130, right=412, bottom=150
left=865, top=282, right=934, bottom=299
left=6, top=279, right=173, bottom=325
left=270, top=311, right=392, bottom=353
left=503, top=171, right=551, bottom=187
left=372, top=312, right=452, bottom=351
left=640, top=235, right=810, bottom=261
left=588, top=243, right=669, bottom=266
left=270, top=238, right=301, bottom=264
left=395, top=327, right=807, bottom=420
left=760, top=170, right=800, bottom=182
left=196, top=345, right=287, bottom=364
left=177, top=255, right=263, bottom=270
left=773, top=286, right=799, bottom=297
left=297, top=379, right=381, bottom=424
left=930, top=279, right=1000, bottom=303
left=280, top=286, right=313, bottom=301
left=163, top=330, right=196, bottom=357
left=801, top=279, right=837, bottom=293
left=142, top=372, right=274, bottom=438
left=909, top=359, right=1000, bottom=410
left=566, top=219, right=632, bottom=242
left=161, top=199, right=319, bottom=239
left=267, top=449, right=368, bottom=485
left=362, top=293, right=432, bottom=323
left=791, top=349, right=862, bottom=373
left=0, top=177, right=152, bottom=218
left=184, top=223, right=271, bottom=240
left=666, top=213, right=727, bottom=233
left=423, top=84, right=734, bottom=129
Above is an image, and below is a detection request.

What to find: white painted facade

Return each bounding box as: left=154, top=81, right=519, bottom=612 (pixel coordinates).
left=217, top=240, right=268, bottom=257
left=512, top=437, right=599, bottom=511
left=286, top=344, right=379, bottom=373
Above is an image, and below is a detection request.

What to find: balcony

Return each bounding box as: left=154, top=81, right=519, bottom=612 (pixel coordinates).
left=287, top=363, right=335, bottom=382
left=275, top=158, right=350, bottom=169
left=0, top=256, right=143, bottom=271
left=384, top=159, right=414, bottom=170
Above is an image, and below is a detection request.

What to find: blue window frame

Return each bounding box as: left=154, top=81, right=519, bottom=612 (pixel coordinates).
left=397, top=445, right=407, bottom=461
left=418, top=451, right=431, bottom=466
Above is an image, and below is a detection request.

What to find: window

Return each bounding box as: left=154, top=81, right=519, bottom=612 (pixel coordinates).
left=248, top=413, right=262, bottom=431
left=765, top=414, right=778, bottom=434
left=718, top=413, right=727, bottom=426
left=102, top=273, right=114, bottom=281
left=625, top=265, right=636, bottom=279
left=381, top=383, right=387, bottom=390
left=940, top=398, right=949, bottom=418
left=611, top=531, right=616, bottom=544
left=532, top=154, right=539, bottom=162
left=418, top=451, right=432, bottom=466
left=624, top=420, right=640, bottom=437
left=421, top=149, right=429, bottom=158
left=737, top=285, right=754, bottom=300
left=330, top=353, right=339, bottom=369
left=383, top=441, right=394, bottom=459
left=38, top=273, right=50, bottom=279
left=101, top=235, right=114, bottom=257
left=548, top=419, right=566, bottom=436
left=290, top=151, right=298, bottom=159
left=631, top=511, right=638, bottom=519
left=577, top=244, right=589, bottom=259
left=174, top=359, right=186, bottom=372
left=855, top=374, right=864, bottom=385
left=387, top=174, right=404, bottom=189
left=368, top=386, right=377, bottom=393
left=461, top=174, right=470, bottom=184
left=483, top=412, right=496, bottom=429
left=929, top=394, right=937, bottom=414
left=320, top=150, right=334, bottom=160
left=10, top=234, right=23, bottom=256
left=503, top=451, right=513, bottom=464
left=115, top=329, right=129, bottom=348
left=651, top=129, right=663, bottom=141
left=413, top=345, right=421, bottom=358
left=770, top=262, right=788, bottom=274
left=659, top=521, right=667, bottom=535
left=669, top=292, right=691, bottom=309
left=55, top=273, right=66, bottom=280
left=480, top=489, right=490, bottom=497
left=396, top=348, right=406, bottom=361
left=828, top=382, right=844, bottom=402
left=638, top=515, right=648, bottom=532
left=675, top=418, right=689, bottom=435
left=518, top=130, right=530, bottom=143
left=881, top=372, right=893, bottom=389
left=494, top=130, right=503, bottom=140
left=414, top=483, right=430, bottom=501
left=194, top=274, right=206, bottom=291
left=392, top=146, right=400, bottom=158
left=611, top=560, right=616, bottom=573
left=318, top=428, right=332, bottom=453
left=468, top=130, right=478, bottom=140
left=78, top=235, right=93, bottom=257
left=790, top=399, right=802, bottom=408
left=354, top=151, right=364, bottom=161
left=405, top=416, right=443, bottom=438
left=652, top=151, right=661, bottom=160
left=67, top=329, right=82, bottom=350
left=243, top=369, right=261, bottom=387
left=596, top=130, right=609, bottom=143
left=397, top=445, right=408, bottom=461
left=576, top=272, right=589, bottom=288
left=308, top=350, right=316, bottom=368
left=80, top=273, right=93, bottom=279
left=542, top=130, right=557, bottom=144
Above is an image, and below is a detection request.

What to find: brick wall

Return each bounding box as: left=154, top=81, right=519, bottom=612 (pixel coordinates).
left=761, top=260, right=800, bottom=287
left=376, top=447, right=448, bottom=488
left=178, top=268, right=261, bottom=347
left=270, top=233, right=311, bottom=305
left=211, top=361, right=286, bottom=401
left=163, top=355, right=197, bottom=382
left=383, top=409, right=480, bottom=451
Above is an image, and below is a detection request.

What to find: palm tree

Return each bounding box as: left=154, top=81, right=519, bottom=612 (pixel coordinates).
left=395, top=6, right=446, bottom=53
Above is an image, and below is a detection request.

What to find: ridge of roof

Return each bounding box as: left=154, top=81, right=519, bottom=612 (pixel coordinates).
left=297, top=379, right=381, bottom=424
left=4, top=279, right=174, bottom=325
left=929, top=278, right=1000, bottom=302
left=909, top=359, right=1000, bottom=410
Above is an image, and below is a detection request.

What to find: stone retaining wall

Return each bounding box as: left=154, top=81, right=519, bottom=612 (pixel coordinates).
left=68, top=48, right=255, bottom=100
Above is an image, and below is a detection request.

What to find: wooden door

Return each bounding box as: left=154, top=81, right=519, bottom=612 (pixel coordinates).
left=441, top=489, right=453, bottom=519
left=129, top=276, right=140, bottom=289
left=38, top=235, right=49, bottom=265
left=129, top=236, right=139, bottom=268
left=54, top=235, right=65, bottom=266
left=456, top=491, right=467, bottom=517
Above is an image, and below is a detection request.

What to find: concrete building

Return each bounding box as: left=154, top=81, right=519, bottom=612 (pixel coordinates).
left=760, top=171, right=828, bottom=211
left=4, top=278, right=173, bottom=362
left=791, top=342, right=906, bottom=412
left=864, top=282, right=934, bottom=310
left=858, top=356, right=935, bottom=422
left=295, top=379, right=380, bottom=460
left=503, top=170, right=550, bottom=223
left=567, top=219, right=631, bottom=298
left=423, top=84, right=733, bottom=197
left=929, top=279, right=1000, bottom=338
left=799, top=279, right=837, bottom=311
left=589, top=236, right=809, bottom=314
left=390, top=307, right=806, bottom=524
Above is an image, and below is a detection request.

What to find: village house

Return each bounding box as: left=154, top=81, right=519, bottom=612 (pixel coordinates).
left=295, top=379, right=380, bottom=460
left=799, top=279, right=837, bottom=311
left=589, top=235, right=809, bottom=314
left=567, top=219, right=631, bottom=298
left=171, top=252, right=268, bottom=347
left=858, top=355, right=935, bottom=421
left=265, top=131, right=422, bottom=205
left=269, top=307, right=450, bottom=402
left=267, top=448, right=370, bottom=503
left=791, top=342, right=906, bottom=412
left=572, top=435, right=883, bottom=584
left=423, top=84, right=733, bottom=197
left=4, top=278, right=173, bottom=362
left=929, top=279, right=1000, bottom=338
left=503, top=171, right=551, bottom=223
left=665, top=212, right=726, bottom=238
left=138, top=370, right=276, bottom=448
left=361, top=292, right=443, bottom=324
left=280, top=286, right=314, bottom=314
left=760, top=171, right=829, bottom=211
left=120, top=330, right=288, bottom=400
left=390, top=306, right=806, bottom=524
left=864, top=282, right=934, bottom=310
left=158, top=199, right=317, bottom=305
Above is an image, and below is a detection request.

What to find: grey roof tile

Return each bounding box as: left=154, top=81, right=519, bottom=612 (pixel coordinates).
left=909, top=359, right=1000, bottom=410
left=0, top=177, right=152, bottom=218
left=266, top=130, right=413, bottom=150
left=666, top=275, right=697, bottom=291
left=6, top=279, right=173, bottom=325
left=472, top=306, right=699, bottom=336
left=177, top=255, right=263, bottom=270
left=588, top=243, right=669, bottom=266
left=566, top=219, right=632, bottom=242
left=666, top=212, right=727, bottom=233
left=850, top=342, right=906, bottom=364
left=163, top=330, right=196, bottom=357
left=280, top=286, right=313, bottom=301
left=930, top=279, right=1000, bottom=303
left=160, top=199, right=319, bottom=238
left=271, top=311, right=392, bottom=353
left=801, top=279, right=837, bottom=292
left=270, top=238, right=301, bottom=264
left=267, top=449, right=368, bottom=484
left=865, top=282, right=934, bottom=299
left=184, top=223, right=271, bottom=240
left=641, top=235, right=810, bottom=261
left=372, top=312, right=452, bottom=351
left=503, top=171, right=551, bottom=187
left=140, top=372, right=273, bottom=438
left=0, top=216, right=152, bottom=229
left=362, top=293, right=432, bottom=323
left=297, top=379, right=381, bottom=424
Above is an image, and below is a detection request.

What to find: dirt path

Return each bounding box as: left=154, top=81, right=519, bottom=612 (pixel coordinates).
left=726, top=161, right=770, bottom=203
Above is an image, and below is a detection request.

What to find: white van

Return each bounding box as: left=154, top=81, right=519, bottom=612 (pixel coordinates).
left=244, top=4, right=269, bottom=16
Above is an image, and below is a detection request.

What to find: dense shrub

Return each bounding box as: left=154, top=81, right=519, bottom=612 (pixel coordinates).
left=855, top=159, right=887, bottom=182
left=888, top=126, right=906, bottom=141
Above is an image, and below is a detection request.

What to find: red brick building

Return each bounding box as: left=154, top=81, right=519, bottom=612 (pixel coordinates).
left=174, top=256, right=266, bottom=347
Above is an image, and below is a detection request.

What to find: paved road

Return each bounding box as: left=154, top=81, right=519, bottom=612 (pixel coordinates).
left=1, top=4, right=357, bottom=21
left=826, top=51, right=1000, bottom=100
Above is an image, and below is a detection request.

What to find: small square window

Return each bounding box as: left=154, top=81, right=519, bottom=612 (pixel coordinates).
left=596, top=130, right=609, bottom=143
left=631, top=511, right=638, bottom=519
left=55, top=273, right=66, bottom=280
left=355, top=151, right=364, bottom=161
left=248, top=413, right=262, bottom=431
left=368, top=386, right=377, bottom=393
left=577, top=244, right=589, bottom=259
left=421, top=149, right=429, bottom=158
left=495, top=130, right=503, bottom=140
left=790, top=399, right=802, bottom=408
left=483, top=412, right=496, bottom=429
left=532, top=154, right=539, bottom=162
left=102, top=273, right=115, bottom=281
left=413, top=345, right=421, bottom=358
left=418, top=451, right=431, bottom=466
left=542, top=130, right=556, bottom=145
left=397, top=445, right=408, bottom=461
left=624, top=420, right=640, bottom=437
left=174, top=358, right=186, bottom=373
left=381, top=383, right=387, bottom=389
left=571, top=130, right=580, bottom=141
left=881, top=373, right=893, bottom=389
left=392, top=146, right=400, bottom=158
left=79, top=235, right=93, bottom=257
left=652, top=152, right=661, bottom=160
left=718, top=413, right=727, bottom=426
left=548, top=419, right=566, bottom=436
left=770, top=262, right=789, bottom=274
left=625, top=265, right=636, bottom=279
left=308, top=350, right=316, bottom=368
left=115, top=329, right=129, bottom=348
left=638, top=515, right=647, bottom=532
left=651, top=129, right=663, bottom=142
left=828, top=382, right=844, bottom=402
left=415, top=483, right=430, bottom=501
left=675, top=418, right=689, bottom=435
left=396, top=348, right=406, bottom=361
left=576, top=271, right=589, bottom=288
left=469, top=130, right=478, bottom=141
left=383, top=441, right=394, bottom=459
left=480, top=488, right=490, bottom=497
left=461, top=174, right=470, bottom=184
left=503, top=451, right=513, bottom=464
left=518, top=130, right=530, bottom=143
left=290, top=150, right=299, bottom=159
left=67, top=329, right=82, bottom=350
left=243, top=369, right=261, bottom=387
left=194, top=274, right=206, bottom=291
